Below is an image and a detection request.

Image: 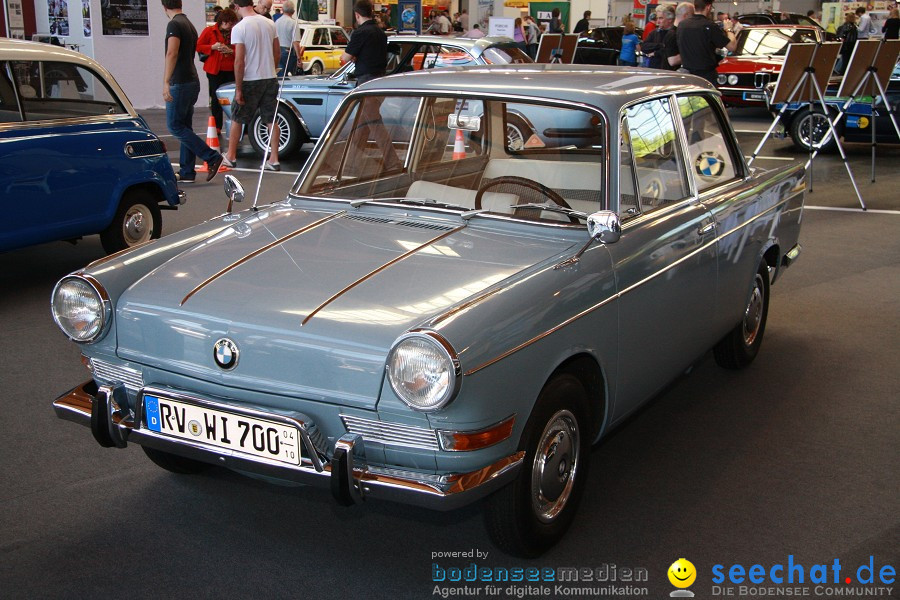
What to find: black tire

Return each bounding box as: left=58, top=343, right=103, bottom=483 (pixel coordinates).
left=249, top=105, right=301, bottom=158
left=308, top=61, right=324, bottom=76
left=142, top=446, right=211, bottom=475
left=789, top=107, right=838, bottom=153
left=484, top=373, right=591, bottom=558
left=99, top=189, right=162, bottom=254
left=714, top=260, right=770, bottom=369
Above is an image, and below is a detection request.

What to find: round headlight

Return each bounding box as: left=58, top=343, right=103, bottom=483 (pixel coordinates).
left=717, top=74, right=727, bottom=85
left=387, top=332, right=460, bottom=412
left=727, top=74, right=739, bottom=86
left=51, top=275, right=110, bottom=343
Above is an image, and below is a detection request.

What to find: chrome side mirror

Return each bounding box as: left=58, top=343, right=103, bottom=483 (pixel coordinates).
left=223, top=174, right=244, bottom=215
left=587, top=211, right=621, bottom=244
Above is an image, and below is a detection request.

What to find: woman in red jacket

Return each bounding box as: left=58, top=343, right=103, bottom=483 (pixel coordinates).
left=197, top=8, right=239, bottom=132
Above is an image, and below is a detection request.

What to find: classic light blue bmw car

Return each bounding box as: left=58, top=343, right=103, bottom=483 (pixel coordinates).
left=52, top=66, right=804, bottom=557
left=216, top=35, right=531, bottom=157
left=0, top=39, right=181, bottom=254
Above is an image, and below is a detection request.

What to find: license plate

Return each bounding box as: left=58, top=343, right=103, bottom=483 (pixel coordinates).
left=743, top=92, right=765, bottom=101
left=143, top=395, right=301, bottom=465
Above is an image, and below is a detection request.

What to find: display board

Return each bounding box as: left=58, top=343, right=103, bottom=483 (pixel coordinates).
left=771, top=43, right=840, bottom=104
left=535, top=33, right=578, bottom=63
left=102, top=0, right=149, bottom=36
left=836, top=40, right=881, bottom=98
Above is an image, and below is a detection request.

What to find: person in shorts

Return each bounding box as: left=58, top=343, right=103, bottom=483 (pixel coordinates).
left=224, top=0, right=282, bottom=170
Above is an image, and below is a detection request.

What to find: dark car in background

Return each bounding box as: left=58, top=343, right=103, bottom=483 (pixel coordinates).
left=716, top=26, right=824, bottom=106
left=737, top=13, right=835, bottom=40
left=574, top=26, right=643, bottom=65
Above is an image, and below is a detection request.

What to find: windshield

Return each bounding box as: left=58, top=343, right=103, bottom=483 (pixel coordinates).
left=297, top=93, right=605, bottom=224
left=736, top=28, right=819, bottom=56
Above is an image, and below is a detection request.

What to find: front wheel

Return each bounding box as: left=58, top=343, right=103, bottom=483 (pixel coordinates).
left=249, top=105, right=301, bottom=157
left=789, top=107, right=838, bottom=153
left=484, top=373, right=590, bottom=558
left=99, top=190, right=162, bottom=254
left=714, top=260, right=770, bottom=369
left=308, top=61, right=324, bottom=76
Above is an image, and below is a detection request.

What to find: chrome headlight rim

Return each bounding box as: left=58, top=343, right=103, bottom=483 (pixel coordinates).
left=51, top=273, right=112, bottom=343
left=717, top=74, right=728, bottom=85
left=386, top=330, right=461, bottom=413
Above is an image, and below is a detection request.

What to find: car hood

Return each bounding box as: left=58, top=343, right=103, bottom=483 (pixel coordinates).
left=115, top=204, right=576, bottom=408
left=718, top=56, right=784, bottom=73
left=217, top=74, right=339, bottom=97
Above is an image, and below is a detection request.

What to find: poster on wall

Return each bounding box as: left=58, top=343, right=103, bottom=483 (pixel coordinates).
left=318, top=0, right=328, bottom=14
left=488, top=17, right=514, bottom=37
left=530, top=2, right=569, bottom=33
left=49, top=0, right=71, bottom=37
left=398, top=0, right=421, bottom=33
left=476, top=0, right=493, bottom=30
left=102, top=0, right=150, bottom=36
left=5, top=0, right=26, bottom=39
left=83, top=0, right=92, bottom=37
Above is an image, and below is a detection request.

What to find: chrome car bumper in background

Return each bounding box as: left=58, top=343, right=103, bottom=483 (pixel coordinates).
left=53, top=380, right=523, bottom=511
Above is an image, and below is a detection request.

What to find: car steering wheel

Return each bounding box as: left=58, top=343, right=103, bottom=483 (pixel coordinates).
left=475, top=176, right=578, bottom=223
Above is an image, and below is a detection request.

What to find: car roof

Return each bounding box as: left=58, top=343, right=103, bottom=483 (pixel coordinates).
left=0, top=39, right=135, bottom=113
left=739, top=24, right=819, bottom=29
left=387, top=35, right=516, bottom=49
left=357, top=64, right=716, bottom=110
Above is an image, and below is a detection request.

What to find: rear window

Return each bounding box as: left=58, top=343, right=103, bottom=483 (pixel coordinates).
left=8, top=60, right=126, bottom=121
left=736, top=28, right=819, bottom=56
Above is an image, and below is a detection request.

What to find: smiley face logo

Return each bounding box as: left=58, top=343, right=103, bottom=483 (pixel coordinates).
left=668, top=558, right=697, bottom=588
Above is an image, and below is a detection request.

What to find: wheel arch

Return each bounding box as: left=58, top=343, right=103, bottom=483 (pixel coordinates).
left=551, top=352, right=609, bottom=443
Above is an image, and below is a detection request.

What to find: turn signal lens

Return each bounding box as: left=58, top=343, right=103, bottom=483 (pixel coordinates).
left=438, top=416, right=515, bottom=452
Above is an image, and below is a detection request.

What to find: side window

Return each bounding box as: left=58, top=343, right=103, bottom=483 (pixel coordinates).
left=9, top=60, right=126, bottom=120
left=621, top=97, right=689, bottom=213
left=0, top=64, right=22, bottom=123
left=677, top=95, right=740, bottom=192
left=618, top=116, right=638, bottom=216
left=313, top=28, right=329, bottom=46
left=331, top=28, right=349, bottom=46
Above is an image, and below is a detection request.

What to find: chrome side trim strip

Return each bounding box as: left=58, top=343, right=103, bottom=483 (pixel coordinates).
left=301, top=225, right=465, bottom=326
left=465, top=192, right=799, bottom=376
left=181, top=211, right=346, bottom=305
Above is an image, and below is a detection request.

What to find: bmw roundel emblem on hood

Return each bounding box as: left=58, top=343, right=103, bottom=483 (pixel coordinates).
left=213, top=338, right=239, bottom=370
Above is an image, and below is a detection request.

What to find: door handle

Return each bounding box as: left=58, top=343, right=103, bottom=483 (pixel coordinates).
left=698, top=222, right=715, bottom=236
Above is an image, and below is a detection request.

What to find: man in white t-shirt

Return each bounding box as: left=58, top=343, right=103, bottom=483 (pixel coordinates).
left=437, top=10, right=451, bottom=34
left=224, top=0, right=282, bottom=170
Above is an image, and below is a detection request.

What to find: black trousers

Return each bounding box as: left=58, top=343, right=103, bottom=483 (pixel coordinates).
left=206, top=70, right=236, bottom=131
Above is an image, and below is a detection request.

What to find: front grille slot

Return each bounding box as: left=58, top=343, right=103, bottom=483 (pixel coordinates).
left=754, top=72, right=772, bottom=89
left=340, top=414, right=440, bottom=451
left=91, top=358, right=144, bottom=391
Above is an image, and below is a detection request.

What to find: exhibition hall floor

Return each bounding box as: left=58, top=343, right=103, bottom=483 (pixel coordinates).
left=0, top=109, right=896, bottom=599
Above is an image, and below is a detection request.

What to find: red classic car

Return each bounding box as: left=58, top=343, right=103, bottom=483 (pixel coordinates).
left=716, top=25, right=824, bottom=107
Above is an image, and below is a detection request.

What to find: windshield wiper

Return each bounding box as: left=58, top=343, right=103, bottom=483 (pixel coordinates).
left=513, top=203, right=589, bottom=220
left=350, top=197, right=470, bottom=211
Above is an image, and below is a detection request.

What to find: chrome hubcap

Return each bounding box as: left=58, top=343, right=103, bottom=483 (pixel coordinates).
left=256, top=114, right=290, bottom=152
left=507, top=123, right=525, bottom=151
left=531, top=409, right=579, bottom=523
left=123, top=206, right=151, bottom=246
left=799, top=113, right=832, bottom=149
left=743, top=273, right=765, bottom=346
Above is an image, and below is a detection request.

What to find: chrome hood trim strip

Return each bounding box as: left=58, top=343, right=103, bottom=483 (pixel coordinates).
left=300, top=225, right=465, bottom=326
left=180, top=211, right=346, bottom=306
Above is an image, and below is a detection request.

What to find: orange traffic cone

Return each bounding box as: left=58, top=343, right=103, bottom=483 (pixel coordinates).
left=197, top=116, right=230, bottom=173
left=452, top=128, right=466, bottom=160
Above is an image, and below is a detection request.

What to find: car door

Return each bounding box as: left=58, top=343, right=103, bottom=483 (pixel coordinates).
left=606, top=95, right=718, bottom=418
left=330, top=27, right=349, bottom=71
left=0, top=59, right=129, bottom=249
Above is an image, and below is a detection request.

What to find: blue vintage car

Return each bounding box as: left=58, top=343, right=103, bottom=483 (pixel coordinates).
left=52, top=66, right=804, bottom=557
left=0, top=39, right=181, bottom=254
left=216, top=35, right=531, bottom=157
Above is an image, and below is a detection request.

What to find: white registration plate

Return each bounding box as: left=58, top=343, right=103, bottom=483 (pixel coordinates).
left=743, top=92, right=765, bottom=101
left=143, top=394, right=301, bottom=466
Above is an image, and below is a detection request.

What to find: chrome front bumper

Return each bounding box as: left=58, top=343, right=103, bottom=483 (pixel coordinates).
left=53, top=380, right=523, bottom=511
